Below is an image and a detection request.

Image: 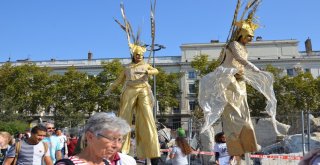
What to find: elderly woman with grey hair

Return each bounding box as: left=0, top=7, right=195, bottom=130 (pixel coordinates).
left=55, top=112, right=136, bottom=165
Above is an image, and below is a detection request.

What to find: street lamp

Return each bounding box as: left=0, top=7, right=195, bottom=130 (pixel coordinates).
left=148, top=44, right=165, bottom=120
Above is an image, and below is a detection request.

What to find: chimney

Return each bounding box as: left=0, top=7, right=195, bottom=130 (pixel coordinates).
left=305, top=38, right=312, bottom=55
left=256, top=36, right=262, bottom=41
left=210, top=40, right=219, bottom=43
left=88, top=51, right=92, bottom=60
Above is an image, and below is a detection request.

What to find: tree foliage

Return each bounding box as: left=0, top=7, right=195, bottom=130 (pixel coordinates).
left=190, top=55, right=220, bottom=77
left=0, top=60, right=180, bottom=127
left=149, top=67, right=181, bottom=115
left=0, top=120, right=29, bottom=135
left=97, top=60, right=124, bottom=114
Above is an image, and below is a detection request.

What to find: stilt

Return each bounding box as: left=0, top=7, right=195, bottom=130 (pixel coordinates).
left=245, top=153, right=250, bottom=165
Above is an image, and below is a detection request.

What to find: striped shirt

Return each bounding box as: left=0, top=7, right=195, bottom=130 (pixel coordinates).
left=55, top=156, right=87, bottom=165
left=68, top=156, right=87, bottom=165
left=6, top=140, right=50, bottom=165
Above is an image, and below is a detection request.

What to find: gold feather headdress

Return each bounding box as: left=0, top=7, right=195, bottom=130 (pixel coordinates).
left=114, top=0, right=157, bottom=62
left=231, top=0, right=261, bottom=40
left=218, top=0, right=261, bottom=64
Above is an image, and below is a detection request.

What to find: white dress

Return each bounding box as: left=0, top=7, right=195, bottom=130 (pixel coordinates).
left=199, top=41, right=278, bottom=155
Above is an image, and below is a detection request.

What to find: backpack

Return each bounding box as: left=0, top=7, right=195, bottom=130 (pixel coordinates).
left=54, top=158, right=110, bottom=165
left=54, top=159, right=75, bottom=165
left=11, top=141, right=48, bottom=165
left=11, top=141, right=21, bottom=165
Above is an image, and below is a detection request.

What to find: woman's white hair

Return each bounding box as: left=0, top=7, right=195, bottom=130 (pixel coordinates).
left=84, top=112, right=130, bottom=135
left=78, top=112, right=131, bottom=151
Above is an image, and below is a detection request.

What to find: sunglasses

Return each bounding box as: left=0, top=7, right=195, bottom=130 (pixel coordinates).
left=47, top=127, right=55, bottom=130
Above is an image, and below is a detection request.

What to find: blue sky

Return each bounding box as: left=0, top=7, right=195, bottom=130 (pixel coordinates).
left=0, top=0, right=319, bottom=62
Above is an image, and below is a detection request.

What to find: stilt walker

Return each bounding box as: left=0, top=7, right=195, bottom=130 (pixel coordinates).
left=198, top=0, right=284, bottom=164
left=106, top=0, right=161, bottom=162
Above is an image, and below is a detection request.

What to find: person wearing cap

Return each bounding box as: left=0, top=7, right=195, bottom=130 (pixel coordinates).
left=106, top=44, right=160, bottom=161
left=177, top=128, right=186, bottom=138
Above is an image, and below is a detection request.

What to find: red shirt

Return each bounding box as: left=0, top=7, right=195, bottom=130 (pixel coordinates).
left=67, top=138, right=78, bottom=156
left=110, top=152, right=120, bottom=165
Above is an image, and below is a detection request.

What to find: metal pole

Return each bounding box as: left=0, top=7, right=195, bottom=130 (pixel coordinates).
left=307, top=111, right=311, bottom=152
left=188, top=118, right=192, bottom=165
left=151, top=44, right=165, bottom=120
left=301, top=111, right=305, bottom=156
left=152, top=50, right=157, bottom=120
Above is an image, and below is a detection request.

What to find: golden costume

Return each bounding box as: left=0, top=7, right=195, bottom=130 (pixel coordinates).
left=199, top=0, right=281, bottom=156
left=220, top=41, right=259, bottom=155
left=111, top=1, right=162, bottom=159
left=107, top=58, right=160, bottom=158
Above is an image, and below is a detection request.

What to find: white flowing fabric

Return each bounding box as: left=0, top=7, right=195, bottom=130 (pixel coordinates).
left=199, top=66, right=279, bottom=134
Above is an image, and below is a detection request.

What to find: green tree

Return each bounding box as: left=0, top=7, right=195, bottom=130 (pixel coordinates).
left=149, top=67, right=181, bottom=116
left=0, top=63, right=53, bottom=121
left=190, top=55, right=220, bottom=77
left=52, top=67, right=88, bottom=128
left=0, top=120, right=29, bottom=135
left=96, top=60, right=124, bottom=114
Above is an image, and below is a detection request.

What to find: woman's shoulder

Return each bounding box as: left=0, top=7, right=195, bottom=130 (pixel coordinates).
left=118, top=153, right=137, bottom=165
left=55, top=156, right=87, bottom=165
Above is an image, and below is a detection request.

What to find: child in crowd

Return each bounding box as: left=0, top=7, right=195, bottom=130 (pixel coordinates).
left=214, top=132, right=234, bottom=165
left=169, top=137, right=193, bottom=165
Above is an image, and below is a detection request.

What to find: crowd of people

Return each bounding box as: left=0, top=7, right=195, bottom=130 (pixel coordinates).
left=0, top=122, right=80, bottom=165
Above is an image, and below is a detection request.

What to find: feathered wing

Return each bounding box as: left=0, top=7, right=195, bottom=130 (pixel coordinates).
left=217, top=0, right=242, bottom=65
left=115, top=1, right=157, bottom=60
left=217, top=0, right=262, bottom=65
left=116, top=3, right=134, bottom=58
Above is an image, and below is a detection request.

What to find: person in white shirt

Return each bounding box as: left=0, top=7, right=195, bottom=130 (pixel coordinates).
left=213, top=132, right=234, bottom=165
left=55, top=129, right=68, bottom=158
left=4, top=125, right=52, bottom=165
left=169, top=137, right=193, bottom=165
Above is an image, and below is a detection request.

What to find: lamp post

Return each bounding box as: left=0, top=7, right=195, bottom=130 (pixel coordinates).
left=149, top=44, right=165, bottom=120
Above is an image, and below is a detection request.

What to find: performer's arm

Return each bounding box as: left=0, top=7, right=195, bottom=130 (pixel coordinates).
left=228, top=41, right=249, bottom=66
left=107, top=71, right=125, bottom=92
left=146, top=64, right=159, bottom=75
left=229, top=42, right=260, bottom=72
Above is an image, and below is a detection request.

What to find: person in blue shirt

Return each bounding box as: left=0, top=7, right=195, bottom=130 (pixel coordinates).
left=43, top=122, right=62, bottom=164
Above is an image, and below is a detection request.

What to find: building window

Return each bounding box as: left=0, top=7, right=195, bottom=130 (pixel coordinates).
left=287, top=69, right=294, bottom=76
left=305, top=68, right=310, bottom=73
left=158, top=104, right=164, bottom=112
left=172, top=118, right=181, bottom=129
left=188, top=71, right=196, bottom=79
left=189, top=84, right=196, bottom=94
left=173, top=106, right=180, bottom=113
left=189, top=101, right=196, bottom=111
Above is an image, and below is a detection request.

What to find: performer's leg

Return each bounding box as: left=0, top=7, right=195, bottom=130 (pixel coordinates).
left=119, top=88, right=137, bottom=154
left=222, top=80, right=259, bottom=156
left=222, top=104, right=245, bottom=156
left=135, top=88, right=160, bottom=158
